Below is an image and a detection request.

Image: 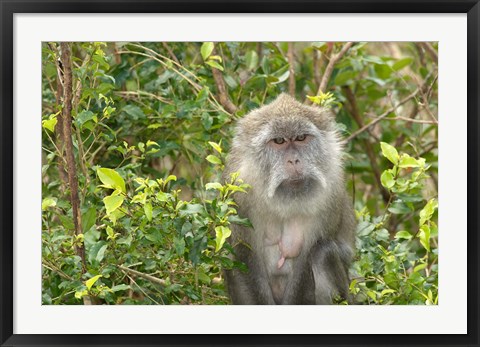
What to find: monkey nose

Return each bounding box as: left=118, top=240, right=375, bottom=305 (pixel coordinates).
left=287, top=159, right=300, bottom=165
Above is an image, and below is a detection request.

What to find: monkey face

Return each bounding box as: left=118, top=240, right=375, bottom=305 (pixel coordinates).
left=261, top=121, right=328, bottom=200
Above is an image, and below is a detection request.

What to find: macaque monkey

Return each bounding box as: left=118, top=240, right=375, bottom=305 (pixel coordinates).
left=223, top=93, right=355, bottom=304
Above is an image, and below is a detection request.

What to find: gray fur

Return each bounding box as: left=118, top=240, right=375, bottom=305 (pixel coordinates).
left=224, top=93, right=356, bottom=305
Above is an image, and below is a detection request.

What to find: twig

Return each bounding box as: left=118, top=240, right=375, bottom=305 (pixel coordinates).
left=287, top=42, right=296, bottom=96
left=59, top=43, right=86, bottom=270
left=386, top=116, right=438, bottom=124
left=162, top=42, right=180, bottom=64
left=345, top=87, right=421, bottom=143
left=114, top=90, right=173, bottom=105
left=117, top=265, right=166, bottom=287
left=122, top=272, right=162, bottom=305
left=42, top=261, right=74, bottom=281
left=317, top=42, right=354, bottom=95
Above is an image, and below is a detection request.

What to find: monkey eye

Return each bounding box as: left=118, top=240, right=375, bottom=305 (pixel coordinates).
left=295, top=134, right=307, bottom=141
left=273, top=137, right=286, bottom=145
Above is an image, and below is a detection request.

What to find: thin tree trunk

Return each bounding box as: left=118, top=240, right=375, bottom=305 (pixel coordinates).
left=60, top=42, right=86, bottom=269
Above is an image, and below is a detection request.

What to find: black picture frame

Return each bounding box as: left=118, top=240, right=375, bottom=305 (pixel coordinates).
left=1, top=1, right=478, bottom=346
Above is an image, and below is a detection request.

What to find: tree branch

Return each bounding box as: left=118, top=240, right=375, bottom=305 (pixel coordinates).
left=162, top=42, right=180, bottom=64
left=317, top=42, right=354, bottom=94
left=345, top=87, right=421, bottom=143
left=59, top=42, right=86, bottom=269
left=210, top=47, right=238, bottom=114
left=387, top=116, right=438, bottom=124
left=117, top=265, right=166, bottom=286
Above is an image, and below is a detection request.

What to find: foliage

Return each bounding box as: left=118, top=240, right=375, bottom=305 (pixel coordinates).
left=42, top=42, right=438, bottom=305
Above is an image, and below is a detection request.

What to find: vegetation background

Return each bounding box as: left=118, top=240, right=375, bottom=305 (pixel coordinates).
left=41, top=42, right=438, bottom=305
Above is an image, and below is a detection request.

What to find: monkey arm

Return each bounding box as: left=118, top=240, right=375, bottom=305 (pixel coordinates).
left=310, top=240, right=352, bottom=304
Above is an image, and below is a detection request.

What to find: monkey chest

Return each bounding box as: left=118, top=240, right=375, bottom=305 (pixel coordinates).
left=263, top=219, right=305, bottom=275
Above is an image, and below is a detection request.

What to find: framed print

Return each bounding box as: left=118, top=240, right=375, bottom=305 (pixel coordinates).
left=1, top=1, right=479, bottom=346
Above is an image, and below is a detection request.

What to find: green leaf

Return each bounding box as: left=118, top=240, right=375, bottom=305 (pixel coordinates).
left=208, top=55, right=222, bottom=62
left=74, top=289, right=88, bottom=300
left=197, top=271, right=211, bottom=284
left=164, top=175, right=177, bottom=185
left=123, top=105, right=145, bottom=120
left=144, top=202, right=152, bottom=222
left=97, top=168, right=126, bottom=193
left=206, top=155, right=222, bottom=165
left=418, top=224, right=431, bottom=252
left=334, top=70, right=356, bottom=86
left=414, top=263, right=428, bottom=272
left=245, top=50, right=259, bottom=70
left=76, top=110, right=96, bottom=127
left=42, top=117, right=58, bottom=133
left=388, top=201, right=412, bottom=214
left=374, top=63, right=392, bottom=79
left=380, top=142, right=399, bottom=165
left=103, top=195, right=125, bottom=215
left=215, top=226, right=231, bottom=252
left=85, top=275, right=102, bottom=290
left=42, top=197, right=57, bottom=211
left=357, top=221, right=376, bottom=236
left=206, top=182, right=223, bottom=191
left=82, top=207, right=96, bottom=233
left=111, top=284, right=130, bottom=292
left=59, top=215, right=75, bottom=230
left=208, top=141, right=222, bottom=154
left=96, top=244, right=108, bottom=262
left=392, top=57, right=413, bottom=71
left=201, top=113, right=213, bottom=130
left=381, top=170, right=395, bottom=189
left=201, top=42, right=214, bottom=60
left=106, top=225, right=115, bottom=239
left=395, top=230, right=413, bottom=240
left=228, top=215, right=253, bottom=228
left=174, top=237, right=185, bottom=256
left=180, top=203, right=204, bottom=215
left=419, top=198, right=438, bottom=226
left=399, top=155, right=420, bottom=168
left=381, top=289, right=396, bottom=296
left=205, top=60, right=224, bottom=71
left=88, top=241, right=107, bottom=263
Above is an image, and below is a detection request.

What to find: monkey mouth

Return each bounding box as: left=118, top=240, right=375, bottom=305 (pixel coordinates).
left=276, top=177, right=316, bottom=196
